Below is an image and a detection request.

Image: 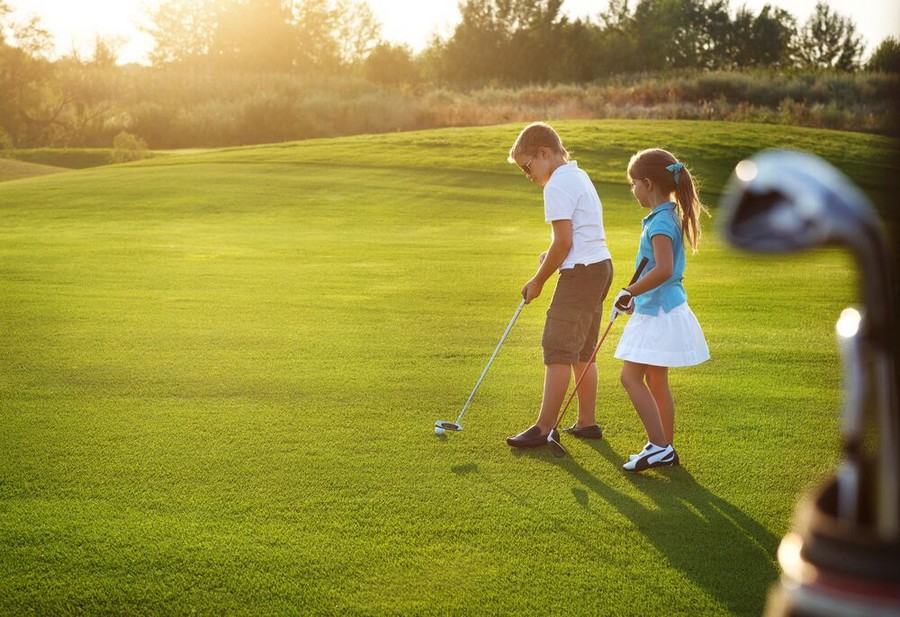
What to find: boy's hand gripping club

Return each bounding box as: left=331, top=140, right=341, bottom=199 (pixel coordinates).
left=547, top=257, right=650, bottom=457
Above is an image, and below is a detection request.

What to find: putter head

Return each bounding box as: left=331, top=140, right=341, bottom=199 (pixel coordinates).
left=547, top=431, right=566, bottom=458
left=435, top=420, right=462, bottom=431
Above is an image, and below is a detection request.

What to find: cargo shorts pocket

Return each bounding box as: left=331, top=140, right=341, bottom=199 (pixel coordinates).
left=542, top=307, right=587, bottom=363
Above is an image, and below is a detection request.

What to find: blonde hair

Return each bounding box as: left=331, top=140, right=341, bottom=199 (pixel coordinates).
left=507, top=122, right=569, bottom=164
left=627, top=148, right=709, bottom=252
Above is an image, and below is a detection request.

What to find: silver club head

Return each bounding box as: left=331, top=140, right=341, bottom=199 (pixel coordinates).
left=720, top=149, right=890, bottom=335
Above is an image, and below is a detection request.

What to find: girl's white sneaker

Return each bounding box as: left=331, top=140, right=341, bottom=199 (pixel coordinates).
left=623, top=442, right=678, bottom=471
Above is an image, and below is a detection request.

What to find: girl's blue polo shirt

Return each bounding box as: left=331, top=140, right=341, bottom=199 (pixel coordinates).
left=633, top=202, right=687, bottom=315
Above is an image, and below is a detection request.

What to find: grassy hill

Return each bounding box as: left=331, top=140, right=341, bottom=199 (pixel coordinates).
left=0, top=120, right=894, bottom=615
left=0, top=158, right=70, bottom=182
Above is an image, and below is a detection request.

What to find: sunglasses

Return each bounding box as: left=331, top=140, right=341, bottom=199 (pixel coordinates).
left=520, top=153, right=536, bottom=176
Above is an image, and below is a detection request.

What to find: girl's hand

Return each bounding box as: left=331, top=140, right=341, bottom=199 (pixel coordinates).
left=610, top=289, right=634, bottom=320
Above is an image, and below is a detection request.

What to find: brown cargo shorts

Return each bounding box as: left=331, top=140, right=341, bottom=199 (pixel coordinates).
left=542, top=259, right=613, bottom=365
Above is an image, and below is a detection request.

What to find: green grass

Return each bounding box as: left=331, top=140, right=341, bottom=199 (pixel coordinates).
left=0, top=120, right=893, bottom=615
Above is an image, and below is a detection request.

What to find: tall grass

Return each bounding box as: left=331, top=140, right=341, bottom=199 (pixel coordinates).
left=30, top=66, right=900, bottom=149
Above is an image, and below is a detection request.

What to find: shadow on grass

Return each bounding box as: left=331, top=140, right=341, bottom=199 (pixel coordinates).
left=473, top=443, right=779, bottom=615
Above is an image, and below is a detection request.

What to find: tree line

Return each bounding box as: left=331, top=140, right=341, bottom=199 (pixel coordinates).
left=1, top=0, right=898, bottom=149
left=141, top=0, right=897, bottom=80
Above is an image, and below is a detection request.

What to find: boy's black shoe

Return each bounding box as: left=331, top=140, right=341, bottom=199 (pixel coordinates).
left=506, top=425, right=558, bottom=448
left=561, top=424, right=603, bottom=440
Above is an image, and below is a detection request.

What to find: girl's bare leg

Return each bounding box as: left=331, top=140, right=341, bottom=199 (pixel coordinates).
left=620, top=361, right=667, bottom=446
left=646, top=365, right=674, bottom=444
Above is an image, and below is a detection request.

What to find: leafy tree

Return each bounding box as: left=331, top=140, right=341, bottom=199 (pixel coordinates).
left=866, top=37, right=900, bottom=73
left=796, top=2, right=864, bottom=71
left=681, top=0, right=733, bottom=70
left=730, top=4, right=796, bottom=69
left=0, top=1, right=58, bottom=146
left=630, top=0, right=735, bottom=71
left=291, top=0, right=381, bottom=71
left=333, top=0, right=381, bottom=65
left=439, top=0, right=566, bottom=84
left=439, top=0, right=508, bottom=83
left=89, top=35, right=121, bottom=67
left=589, top=0, right=641, bottom=76
left=553, top=17, right=604, bottom=82
left=144, top=0, right=379, bottom=72
left=508, top=0, right=566, bottom=83
left=145, top=0, right=220, bottom=66
left=0, top=2, right=52, bottom=57
left=364, top=43, right=419, bottom=85
left=291, top=0, right=342, bottom=71
left=212, top=0, right=295, bottom=71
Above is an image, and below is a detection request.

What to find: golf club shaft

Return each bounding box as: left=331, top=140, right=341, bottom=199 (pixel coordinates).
left=876, top=351, right=900, bottom=538
left=837, top=325, right=866, bottom=523
left=553, top=256, right=649, bottom=429
left=455, top=298, right=526, bottom=425
left=553, top=319, right=615, bottom=429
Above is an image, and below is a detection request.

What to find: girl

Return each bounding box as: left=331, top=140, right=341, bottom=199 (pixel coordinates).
left=612, top=149, right=710, bottom=471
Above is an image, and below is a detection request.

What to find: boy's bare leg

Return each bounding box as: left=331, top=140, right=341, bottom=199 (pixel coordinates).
left=535, top=363, right=571, bottom=433
left=573, top=360, right=597, bottom=427
left=620, top=361, right=667, bottom=446
left=646, top=366, right=674, bottom=444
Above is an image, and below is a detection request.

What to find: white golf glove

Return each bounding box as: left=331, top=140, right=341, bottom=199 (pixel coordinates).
left=610, top=288, right=634, bottom=320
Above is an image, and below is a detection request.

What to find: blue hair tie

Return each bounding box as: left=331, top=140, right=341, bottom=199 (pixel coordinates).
left=666, top=162, right=684, bottom=184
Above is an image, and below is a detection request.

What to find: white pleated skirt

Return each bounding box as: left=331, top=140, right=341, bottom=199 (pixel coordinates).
left=614, top=303, right=710, bottom=367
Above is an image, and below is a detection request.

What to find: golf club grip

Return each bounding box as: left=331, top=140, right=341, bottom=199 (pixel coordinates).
left=629, top=257, right=650, bottom=285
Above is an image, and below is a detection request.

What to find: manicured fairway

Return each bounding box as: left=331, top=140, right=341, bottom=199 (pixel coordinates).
left=0, top=120, right=894, bottom=615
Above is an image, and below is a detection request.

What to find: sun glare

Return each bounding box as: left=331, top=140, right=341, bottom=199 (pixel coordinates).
left=836, top=307, right=862, bottom=339
left=9, top=0, right=900, bottom=64
left=734, top=160, right=758, bottom=183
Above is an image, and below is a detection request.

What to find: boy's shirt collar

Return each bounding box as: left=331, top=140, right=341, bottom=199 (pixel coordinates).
left=549, top=160, right=578, bottom=179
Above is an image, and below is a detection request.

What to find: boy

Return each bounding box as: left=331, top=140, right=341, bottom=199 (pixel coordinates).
left=506, top=123, right=613, bottom=447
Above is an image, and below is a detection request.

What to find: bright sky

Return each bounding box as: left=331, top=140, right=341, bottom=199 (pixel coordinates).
left=8, top=0, right=900, bottom=65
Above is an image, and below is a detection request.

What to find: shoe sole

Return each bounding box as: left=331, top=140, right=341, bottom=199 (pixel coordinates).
left=623, top=451, right=678, bottom=472
left=507, top=430, right=559, bottom=449
left=506, top=439, right=548, bottom=448
left=562, top=428, right=603, bottom=440
left=629, top=451, right=681, bottom=465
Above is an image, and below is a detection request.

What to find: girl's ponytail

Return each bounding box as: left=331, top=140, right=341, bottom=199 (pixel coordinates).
left=675, top=165, right=707, bottom=252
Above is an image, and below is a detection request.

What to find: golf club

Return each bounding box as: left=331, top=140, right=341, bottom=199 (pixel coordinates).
left=720, top=149, right=897, bottom=537
left=720, top=149, right=900, bottom=616
left=547, top=257, right=650, bottom=457
left=434, top=298, right=526, bottom=433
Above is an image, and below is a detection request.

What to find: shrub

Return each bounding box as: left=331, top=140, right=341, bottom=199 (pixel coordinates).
left=111, top=131, right=149, bottom=163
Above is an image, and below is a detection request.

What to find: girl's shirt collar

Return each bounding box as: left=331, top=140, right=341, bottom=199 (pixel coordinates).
left=643, top=201, right=676, bottom=221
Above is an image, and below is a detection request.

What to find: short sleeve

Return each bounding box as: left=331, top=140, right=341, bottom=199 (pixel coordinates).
left=543, top=186, right=575, bottom=223
left=647, top=210, right=680, bottom=242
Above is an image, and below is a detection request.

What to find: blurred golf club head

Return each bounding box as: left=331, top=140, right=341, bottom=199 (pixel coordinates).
left=720, top=149, right=891, bottom=338
left=721, top=150, right=900, bottom=616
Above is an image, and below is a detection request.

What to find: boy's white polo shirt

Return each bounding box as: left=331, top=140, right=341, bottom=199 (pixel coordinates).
left=543, top=161, right=611, bottom=271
